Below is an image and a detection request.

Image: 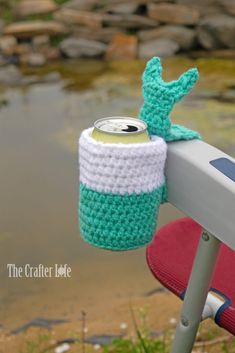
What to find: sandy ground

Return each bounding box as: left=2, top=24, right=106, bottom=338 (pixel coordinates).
left=0, top=289, right=231, bottom=353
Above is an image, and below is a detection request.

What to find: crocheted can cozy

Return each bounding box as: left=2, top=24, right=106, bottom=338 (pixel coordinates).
left=79, top=128, right=167, bottom=251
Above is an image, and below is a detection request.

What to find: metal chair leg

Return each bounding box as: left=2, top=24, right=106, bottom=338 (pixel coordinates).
left=170, top=230, right=221, bottom=353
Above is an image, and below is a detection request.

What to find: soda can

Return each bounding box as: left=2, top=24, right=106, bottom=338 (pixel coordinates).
left=91, top=116, right=149, bottom=144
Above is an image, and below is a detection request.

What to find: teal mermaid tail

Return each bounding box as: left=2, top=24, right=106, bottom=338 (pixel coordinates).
left=139, top=57, right=201, bottom=141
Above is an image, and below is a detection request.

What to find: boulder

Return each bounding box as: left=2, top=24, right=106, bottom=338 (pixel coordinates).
left=27, top=53, right=46, bottom=66
left=219, top=89, right=235, bottom=102
left=0, top=35, right=17, bottom=55
left=0, top=65, right=22, bottom=85
left=0, top=55, right=8, bottom=67
left=138, top=38, right=179, bottom=58
left=73, top=27, right=124, bottom=43
left=105, top=34, right=137, bottom=60
left=0, top=20, right=5, bottom=34
left=14, top=43, right=32, bottom=56
left=148, top=3, right=200, bottom=25
left=4, top=21, right=67, bottom=38
left=16, top=0, right=57, bottom=18
left=60, top=37, right=107, bottom=58
left=198, top=15, right=235, bottom=49
left=43, top=47, right=60, bottom=60
left=138, top=25, right=196, bottom=50
left=32, top=35, right=50, bottom=49
left=62, top=0, right=97, bottom=11
left=220, top=0, right=235, bottom=16
left=176, top=0, right=221, bottom=17
left=107, top=3, right=139, bottom=15
left=54, top=8, right=103, bottom=28
left=103, top=14, right=159, bottom=28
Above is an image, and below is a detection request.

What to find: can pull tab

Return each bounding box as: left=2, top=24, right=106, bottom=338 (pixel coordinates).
left=121, top=125, right=138, bottom=133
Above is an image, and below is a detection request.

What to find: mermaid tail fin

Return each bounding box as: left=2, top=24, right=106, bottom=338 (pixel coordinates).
left=173, top=68, right=199, bottom=102
left=142, top=56, right=162, bottom=82
left=139, top=57, right=199, bottom=138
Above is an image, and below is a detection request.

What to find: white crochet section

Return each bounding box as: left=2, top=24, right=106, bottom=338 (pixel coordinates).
left=79, top=127, right=167, bottom=195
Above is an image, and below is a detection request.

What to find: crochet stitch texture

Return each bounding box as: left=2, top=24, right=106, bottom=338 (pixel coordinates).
left=139, top=57, right=201, bottom=141
left=78, top=57, right=201, bottom=251
left=79, top=128, right=167, bottom=250
left=80, top=184, right=164, bottom=250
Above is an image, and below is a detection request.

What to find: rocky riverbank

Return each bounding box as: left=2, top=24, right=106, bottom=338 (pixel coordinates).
left=0, top=0, right=235, bottom=67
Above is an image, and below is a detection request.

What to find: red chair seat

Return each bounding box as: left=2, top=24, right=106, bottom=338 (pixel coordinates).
left=146, top=217, right=235, bottom=335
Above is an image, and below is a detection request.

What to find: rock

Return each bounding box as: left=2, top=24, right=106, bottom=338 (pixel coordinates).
left=22, top=52, right=46, bottom=66
left=62, top=0, right=97, bottom=11
left=54, top=8, right=103, bottom=28
left=20, top=71, right=61, bottom=85
left=33, top=35, right=50, bottom=48
left=144, top=286, right=168, bottom=296
left=198, top=15, right=235, bottom=49
left=11, top=318, right=68, bottom=335
left=0, top=35, right=17, bottom=55
left=57, top=338, right=78, bottom=345
left=21, top=74, right=41, bottom=84
left=190, top=49, right=235, bottom=58
left=105, top=34, right=137, bottom=60
left=0, top=55, right=9, bottom=66
left=73, top=27, right=124, bottom=43
left=0, top=65, right=22, bottom=85
left=138, top=38, right=179, bottom=59
left=54, top=343, right=70, bottom=353
left=176, top=0, right=221, bottom=17
left=138, top=25, right=196, bottom=50
left=16, top=0, right=57, bottom=18
left=60, top=37, right=107, bottom=58
left=14, top=43, right=32, bottom=56
left=148, top=3, right=200, bottom=25
left=43, top=72, right=61, bottom=82
left=4, top=21, right=67, bottom=38
left=103, top=14, right=159, bottom=29
left=220, top=89, right=235, bottom=102
left=43, top=46, right=61, bottom=61
left=220, top=0, right=235, bottom=16
left=107, top=3, right=139, bottom=15
left=28, top=53, right=46, bottom=66
left=0, top=20, right=5, bottom=34
left=195, top=89, right=220, bottom=100
left=6, top=55, right=20, bottom=65
left=84, top=335, right=123, bottom=346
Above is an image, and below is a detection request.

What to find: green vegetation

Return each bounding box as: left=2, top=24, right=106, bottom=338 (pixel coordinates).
left=17, top=324, right=235, bottom=353
left=23, top=13, right=54, bottom=21
left=54, top=0, right=70, bottom=5
left=103, top=336, right=167, bottom=353
left=0, top=0, right=70, bottom=23
left=17, top=307, right=235, bottom=353
left=50, top=34, right=67, bottom=47
left=19, top=333, right=51, bottom=353
left=0, top=0, right=18, bottom=23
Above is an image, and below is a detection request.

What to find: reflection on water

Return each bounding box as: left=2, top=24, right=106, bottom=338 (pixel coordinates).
left=0, top=58, right=234, bottom=329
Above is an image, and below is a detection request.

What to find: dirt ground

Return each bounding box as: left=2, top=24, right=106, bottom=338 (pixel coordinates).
left=0, top=290, right=231, bottom=353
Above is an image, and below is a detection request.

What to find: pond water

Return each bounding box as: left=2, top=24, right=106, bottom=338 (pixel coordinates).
left=0, top=58, right=234, bottom=330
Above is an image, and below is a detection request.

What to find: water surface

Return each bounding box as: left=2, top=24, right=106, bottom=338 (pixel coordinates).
left=0, top=58, right=234, bottom=330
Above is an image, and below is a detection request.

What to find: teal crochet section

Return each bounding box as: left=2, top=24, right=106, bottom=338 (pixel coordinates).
left=139, top=56, right=201, bottom=140
left=165, top=124, right=201, bottom=142
left=79, top=183, right=165, bottom=251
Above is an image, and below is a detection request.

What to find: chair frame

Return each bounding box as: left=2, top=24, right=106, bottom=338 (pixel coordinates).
left=170, top=230, right=221, bottom=353
left=165, top=140, right=235, bottom=353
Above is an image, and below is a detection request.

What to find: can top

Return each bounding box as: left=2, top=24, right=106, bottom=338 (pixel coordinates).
left=94, top=117, right=147, bottom=135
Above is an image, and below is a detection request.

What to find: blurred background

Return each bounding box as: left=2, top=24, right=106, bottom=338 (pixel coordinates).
left=0, top=0, right=234, bottom=351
